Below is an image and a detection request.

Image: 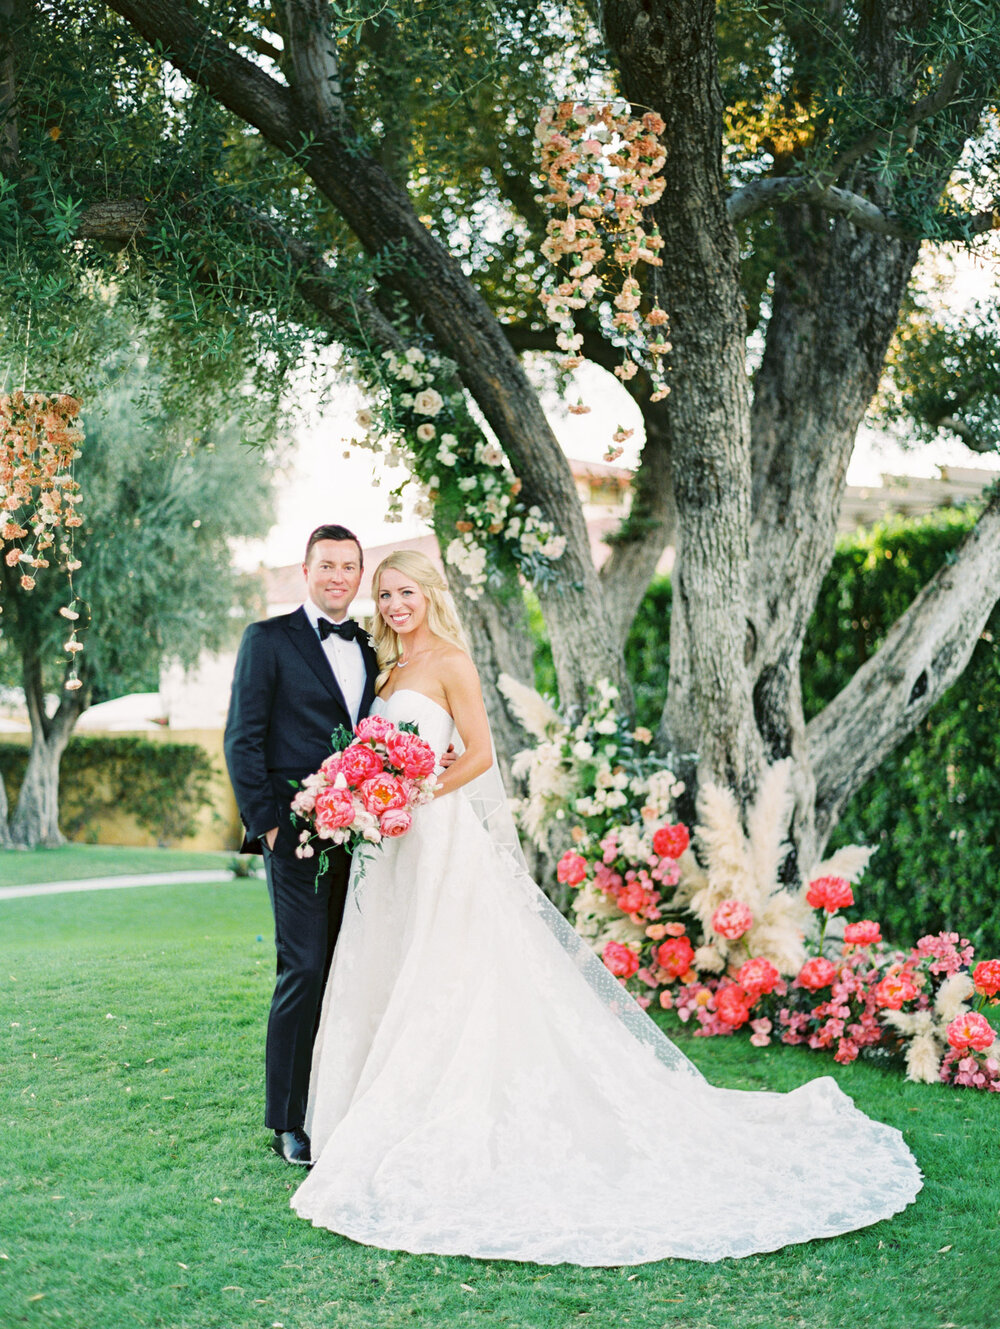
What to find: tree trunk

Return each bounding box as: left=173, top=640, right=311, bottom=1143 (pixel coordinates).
left=0, top=772, right=11, bottom=847
left=605, top=0, right=762, bottom=801
left=9, top=651, right=85, bottom=849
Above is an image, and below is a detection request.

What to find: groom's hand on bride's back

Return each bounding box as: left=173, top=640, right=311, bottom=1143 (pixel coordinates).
left=440, top=745, right=458, bottom=769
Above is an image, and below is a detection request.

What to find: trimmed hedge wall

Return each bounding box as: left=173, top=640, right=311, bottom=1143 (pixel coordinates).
left=0, top=736, right=218, bottom=846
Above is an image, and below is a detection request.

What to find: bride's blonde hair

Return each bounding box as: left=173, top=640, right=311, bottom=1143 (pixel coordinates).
left=370, top=550, right=469, bottom=690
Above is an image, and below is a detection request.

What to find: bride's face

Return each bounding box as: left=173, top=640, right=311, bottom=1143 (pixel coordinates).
left=378, top=567, right=429, bottom=635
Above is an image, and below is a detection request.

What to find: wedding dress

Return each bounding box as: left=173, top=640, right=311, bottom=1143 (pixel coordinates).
left=291, top=689, right=922, bottom=1265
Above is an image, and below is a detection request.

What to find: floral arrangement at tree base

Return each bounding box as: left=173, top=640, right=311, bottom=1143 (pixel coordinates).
left=505, top=677, right=1000, bottom=1092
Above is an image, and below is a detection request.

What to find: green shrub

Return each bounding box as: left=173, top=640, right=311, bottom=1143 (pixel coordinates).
left=0, top=736, right=218, bottom=845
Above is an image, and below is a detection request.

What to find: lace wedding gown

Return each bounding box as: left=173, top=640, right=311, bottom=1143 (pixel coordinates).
left=291, top=690, right=922, bottom=1265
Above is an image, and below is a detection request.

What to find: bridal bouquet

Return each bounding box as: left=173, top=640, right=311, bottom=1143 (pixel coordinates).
left=290, top=715, right=439, bottom=877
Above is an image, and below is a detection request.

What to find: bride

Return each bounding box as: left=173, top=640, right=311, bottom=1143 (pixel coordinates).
left=290, top=550, right=922, bottom=1266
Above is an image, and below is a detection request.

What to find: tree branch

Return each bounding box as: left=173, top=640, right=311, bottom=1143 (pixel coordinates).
left=284, top=0, right=345, bottom=131
left=104, top=0, right=627, bottom=709
left=807, top=484, right=1000, bottom=846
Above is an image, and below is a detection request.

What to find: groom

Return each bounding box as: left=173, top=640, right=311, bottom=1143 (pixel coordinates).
left=224, top=523, right=377, bottom=1167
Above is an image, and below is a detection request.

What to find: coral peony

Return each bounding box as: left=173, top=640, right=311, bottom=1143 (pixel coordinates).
left=946, top=1011, right=997, bottom=1054
left=386, top=731, right=436, bottom=779
left=711, top=899, right=754, bottom=940
left=737, top=956, right=781, bottom=997
left=602, top=939, right=640, bottom=979
left=972, top=958, right=1000, bottom=998
left=797, top=957, right=837, bottom=991
left=339, top=743, right=385, bottom=786
left=359, top=773, right=408, bottom=815
left=652, top=823, right=690, bottom=859
left=806, top=875, right=854, bottom=913
left=656, top=936, right=695, bottom=980
left=843, top=920, right=882, bottom=947
left=715, top=984, right=752, bottom=1028
left=873, top=972, right=919, bottom=1010
left=312, top=786, right=355, bottom=832
left=556, top=851, right=588, bottom=886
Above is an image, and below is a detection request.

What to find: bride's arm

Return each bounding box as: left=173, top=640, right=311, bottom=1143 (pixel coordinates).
left=433, top=655, right=494, bottom=797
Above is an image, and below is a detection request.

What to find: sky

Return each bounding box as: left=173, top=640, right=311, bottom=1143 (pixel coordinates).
left=232, top=249, right=1000, bottom=573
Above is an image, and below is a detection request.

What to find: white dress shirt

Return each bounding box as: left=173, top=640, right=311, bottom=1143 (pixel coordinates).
left=303, top=598, right=366, bottom=726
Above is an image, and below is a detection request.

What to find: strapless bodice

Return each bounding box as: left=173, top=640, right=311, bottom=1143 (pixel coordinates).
left=371, top=689, right=458, bottom=759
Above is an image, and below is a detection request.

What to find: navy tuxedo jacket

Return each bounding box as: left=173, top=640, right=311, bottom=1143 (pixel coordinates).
left=224, top=606, right=379, bottom=854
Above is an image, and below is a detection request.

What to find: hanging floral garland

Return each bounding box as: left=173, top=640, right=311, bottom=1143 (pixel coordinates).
left=0, top=391, right=86, bottom=688
left=351, top=348, right=566, bottom=599
left=535, top=100, right=671, bottom=459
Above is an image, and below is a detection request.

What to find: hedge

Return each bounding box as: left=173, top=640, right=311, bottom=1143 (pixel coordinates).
left=0, top=735, right=218, bottom=846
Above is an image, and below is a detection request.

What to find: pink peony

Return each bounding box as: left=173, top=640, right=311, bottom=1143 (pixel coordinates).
left=806, top=875, right=854, bottom=913
left=973, top=959, right=1000, bottom=998
left=843, top=920, right=882, bottom=947
left=379, top=807, right=412, bottom=838
left=797, top=957, right=837, bottom=991
left=556, top=851, right=588, bottom=886
left=339, top=743, right=385, bottom=787
left=656, top=936, right=695, bottom=981
left=359, top=773, right=408, bottom=815
left=715, top=984, right=752, bottom=1029
left=616, top=879, right=651, bottom=916
left=602, top=939, right=639, bottom=980
left=354, top=714, right=395, bottom=743
left=313, top=786, right=356, bottom=832
left=711, top=899, right=754, bottom=940
left=946, top=1011, right=997, bottom=1054
left=318, top=752, right=344, bottom=781
left=736, top=956, right=781, bottom=997
left=652, top=823, right=690, bottom=860
left=873, top=972, right=919, bottom=1010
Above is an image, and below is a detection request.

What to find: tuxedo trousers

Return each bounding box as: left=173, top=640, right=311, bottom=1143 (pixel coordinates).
left=261, top=842, right=350, bottom=1131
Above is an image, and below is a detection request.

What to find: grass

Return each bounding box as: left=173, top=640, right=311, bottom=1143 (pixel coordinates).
left=0, top=845, right=230, bottom=889
left=1, top=881, right=996, bottom=1329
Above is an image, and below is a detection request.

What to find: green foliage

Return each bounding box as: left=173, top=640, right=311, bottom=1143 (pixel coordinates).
left=875, top=296, right=1000, bottom=455
left=0, top=735, right=217, bottom=845
left=804, top=511, right=1000, bottom=952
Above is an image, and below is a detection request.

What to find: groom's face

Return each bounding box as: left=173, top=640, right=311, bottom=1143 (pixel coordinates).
left=304, top=539, right=363, bottom=621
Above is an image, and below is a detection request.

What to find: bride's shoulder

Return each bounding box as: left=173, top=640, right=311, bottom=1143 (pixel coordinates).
left=436, top=642, right=479, bottom=678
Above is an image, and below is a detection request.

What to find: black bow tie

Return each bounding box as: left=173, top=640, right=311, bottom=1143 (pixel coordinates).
left=318, top=617, right=359, bottom=642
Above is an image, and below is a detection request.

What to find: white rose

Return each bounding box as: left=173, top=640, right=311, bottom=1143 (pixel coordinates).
left=416, top=423, right=436, bottom=442
left=477, top=442, right=505, bottom=467
left=441, top=433, right=458, bottom=448
left=355, top=408, right=374, bottom=430
left=413, top=388, right=445, bottom=416
left=399, top=393, right=414, bottom=408
left=405, top=347, right=426, bottom=363
left=572, top=741, right=593, bottom=761
left=436, top=446, right=457, bottom=467
left=457, top=475, right=478, bottom=492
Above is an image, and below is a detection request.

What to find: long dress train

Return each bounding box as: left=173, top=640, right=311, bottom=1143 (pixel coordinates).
left=290, top=690, right=922, bottom=1266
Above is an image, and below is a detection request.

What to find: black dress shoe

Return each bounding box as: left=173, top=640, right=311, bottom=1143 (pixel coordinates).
left=271, top=1128, right=312, bottom=1166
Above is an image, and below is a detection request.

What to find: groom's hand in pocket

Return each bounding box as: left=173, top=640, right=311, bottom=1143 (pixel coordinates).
left=264, top=826, right=279, bottom=850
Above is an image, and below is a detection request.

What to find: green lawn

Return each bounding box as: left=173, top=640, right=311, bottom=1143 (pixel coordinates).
left=0, top=845, right=230, bottom=888
left=1, top=881, right=995, bottom=1329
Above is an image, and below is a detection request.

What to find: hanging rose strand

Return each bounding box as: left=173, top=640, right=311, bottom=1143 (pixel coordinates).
left=535, top=100, right=672, bottom=459
left=0, top=391, right=86, bottom=679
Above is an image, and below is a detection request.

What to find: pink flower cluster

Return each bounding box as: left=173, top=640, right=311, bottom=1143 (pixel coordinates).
left=291, top=714, right=438, bottom=863
left=559, top=819, right=689, bottom=937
